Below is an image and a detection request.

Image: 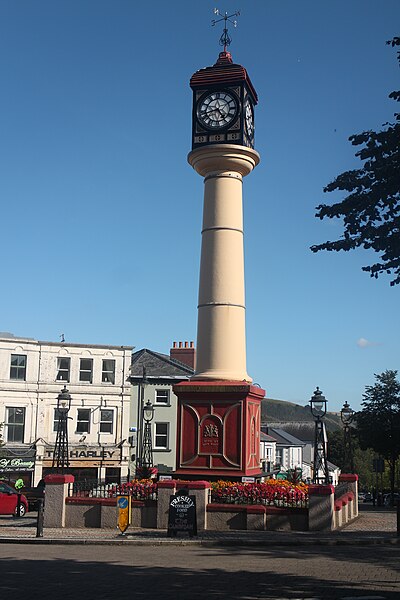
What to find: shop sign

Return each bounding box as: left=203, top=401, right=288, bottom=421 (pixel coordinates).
left=167, top=491, right=197, bottom=537
left=44, top=447, right=119, bottom=461
left=0, top=457, right=35, bottom=472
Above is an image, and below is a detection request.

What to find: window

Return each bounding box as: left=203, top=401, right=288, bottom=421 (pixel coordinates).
left=6, top=407, right=25, bottom=443
left=77, top=409, right=91, bottom=433
left=102, top=360, right=115, bottom=384
left=10, top=354, right=27, bottom=380
left=56, top=357, right=70, bottom=382
left=155, top=389, right=170, bottom=405
left=275, top=448, right=282, bottom=466
left=100, top=409, right=113, bottom=433
left=154, top=422, right=169, bottom=449
left=79, top=358, right=93, bottom=383
left=53, top=408, right=62, bottom=432
left=265, top=446, right=272, bottom=461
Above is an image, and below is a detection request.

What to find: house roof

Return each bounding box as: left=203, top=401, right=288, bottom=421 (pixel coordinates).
left=266, top=422, right=315, bottom=443
left=267, top=427, right=306, bottom=447
left=260, top=432, right=276, bottom=443
left=130, top=348, right=194, bottom=380
left=190, top=51, right=258, bottom=104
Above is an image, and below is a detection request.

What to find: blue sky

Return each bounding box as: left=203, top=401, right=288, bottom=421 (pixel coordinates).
left=0, top=1, right=399, bottom=412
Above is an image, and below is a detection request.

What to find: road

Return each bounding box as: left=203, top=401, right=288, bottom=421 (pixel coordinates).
left=0, top=542, right=399, bottom=599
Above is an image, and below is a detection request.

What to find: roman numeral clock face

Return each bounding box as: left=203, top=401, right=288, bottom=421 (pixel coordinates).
left=197, top=91, right=238, bottom=130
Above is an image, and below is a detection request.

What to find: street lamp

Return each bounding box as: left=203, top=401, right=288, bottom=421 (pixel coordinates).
left=141, top=399, right=155, bottom=469
left=52, top=385, right=72, bottom=473
left=309, top=387, right=329, bottom=485
left=136, top=366, right=149, bottom=472
left=340, top=400, right=355, bottom=473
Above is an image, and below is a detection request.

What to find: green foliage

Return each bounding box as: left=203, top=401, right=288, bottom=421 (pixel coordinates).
left=311, top=38, right=400, bottom=286
left=357, top=370, right=400, bottom=497
left=327, top=428, right=376, bottom=489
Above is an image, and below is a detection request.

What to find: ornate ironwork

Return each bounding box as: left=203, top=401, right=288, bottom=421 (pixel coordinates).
left=341, top=401, right=355, bottom=473
left=211, top=8, right=240, bottom=51
left=310, top=387, right=329, bottom=485
left=52, top=386, right=71, bottom=473
left=141, top=420, right=154, bottom=469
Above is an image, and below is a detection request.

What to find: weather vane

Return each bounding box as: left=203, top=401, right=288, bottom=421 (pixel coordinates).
left=212, top=8, right=240, bottom=51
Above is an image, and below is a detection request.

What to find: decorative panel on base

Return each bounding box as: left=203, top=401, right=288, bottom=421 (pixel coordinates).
left=174, top=380, right=265, bottom=479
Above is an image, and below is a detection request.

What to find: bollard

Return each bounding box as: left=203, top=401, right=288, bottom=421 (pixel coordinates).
left=36, top=499, right=44, bottom=538
left=397, top=496, right=400, bottom=537
left=16, top=493, right=22, bottom=518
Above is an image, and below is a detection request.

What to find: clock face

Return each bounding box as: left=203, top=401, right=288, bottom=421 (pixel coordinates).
left=197, top=91, right=238, bottom=130
left=244, top=98, right=254, bottom=139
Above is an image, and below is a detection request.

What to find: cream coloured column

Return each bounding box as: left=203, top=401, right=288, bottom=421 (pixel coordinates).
left=188, top=144, right=260, bottom=382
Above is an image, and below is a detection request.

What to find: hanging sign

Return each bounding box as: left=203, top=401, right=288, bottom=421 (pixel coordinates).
left=167, top=490, right=197, bottom=537
left=117, top=495, right=131, bottom=534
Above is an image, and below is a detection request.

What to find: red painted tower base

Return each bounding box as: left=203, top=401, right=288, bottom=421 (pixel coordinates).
left=173, top=381, right=265, bottom=479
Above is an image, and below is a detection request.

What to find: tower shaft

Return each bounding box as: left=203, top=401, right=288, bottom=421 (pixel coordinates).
left=188, top=144, right=259, bottom=381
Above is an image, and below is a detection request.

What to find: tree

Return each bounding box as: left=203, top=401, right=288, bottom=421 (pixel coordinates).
left=311, top=38, right=400, bottom=286
left=327, top=428, right=376, bottom=490
left=356, top=370, right=400, bottom=503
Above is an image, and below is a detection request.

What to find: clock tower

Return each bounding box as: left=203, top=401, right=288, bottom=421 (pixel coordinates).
left=190, top=50, right=257, bottom=150
left=174, top=19, right=265, bottom=479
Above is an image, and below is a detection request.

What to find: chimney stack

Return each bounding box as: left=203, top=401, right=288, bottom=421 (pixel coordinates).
left=170, top=341, right=196, bottom=370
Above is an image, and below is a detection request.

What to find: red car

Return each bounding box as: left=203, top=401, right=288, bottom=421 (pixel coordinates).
left=0, top=482, right=28, bottom=517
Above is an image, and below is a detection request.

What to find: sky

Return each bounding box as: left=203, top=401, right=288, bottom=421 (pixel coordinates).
left=0, top=1, right=399, bottom=412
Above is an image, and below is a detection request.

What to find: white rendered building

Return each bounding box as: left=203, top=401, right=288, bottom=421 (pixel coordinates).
left=0, top=333, right=133, bottom=485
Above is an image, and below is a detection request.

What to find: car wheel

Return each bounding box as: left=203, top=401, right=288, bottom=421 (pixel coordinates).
left=13, top=503, right=26, bottom=518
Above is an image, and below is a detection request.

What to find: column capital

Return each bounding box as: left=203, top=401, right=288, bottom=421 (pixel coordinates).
left=188, top=144, right=260, bottom=178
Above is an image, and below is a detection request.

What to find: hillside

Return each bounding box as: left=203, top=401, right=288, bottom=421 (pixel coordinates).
left=261, top=397, right=341, bottom=431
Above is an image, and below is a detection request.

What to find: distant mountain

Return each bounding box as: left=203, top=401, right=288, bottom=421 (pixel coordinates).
left=261, top=397, right=341, bottom=432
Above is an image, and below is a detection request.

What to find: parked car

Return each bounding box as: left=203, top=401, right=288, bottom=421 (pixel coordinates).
left=384, top=493, right=399, bottom=507
left=23, top=480, right=45, bottom=511
left=0, top=482, right=29, bottom=517
left=363, top=492, right=372, bottom=502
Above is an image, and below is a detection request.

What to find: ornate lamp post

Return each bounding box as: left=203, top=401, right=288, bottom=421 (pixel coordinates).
left=141, top=399, right=155, bottom=470
left=52, top=385, right=72, bottom=473
left=136, top=366, right=148, bottom=472
left=340, top=400, right=355, bottom=473
left=310, top=387, right=329, bottom=485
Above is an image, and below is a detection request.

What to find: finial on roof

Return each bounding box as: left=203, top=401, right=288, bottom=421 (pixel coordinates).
left=211, top=8, right=240, bottom=52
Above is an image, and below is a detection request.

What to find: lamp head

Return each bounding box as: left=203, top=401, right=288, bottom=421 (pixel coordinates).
left=309, top=386, right=327, bottom=418
left=143, top=399, right=154, bottom=422
left=57, top=385, right=72, bottom=412
left=341, top=400, right=354, bottom=426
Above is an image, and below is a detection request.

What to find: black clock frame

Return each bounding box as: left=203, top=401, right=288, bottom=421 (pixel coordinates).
left=192, top=83, right=255, bottom=150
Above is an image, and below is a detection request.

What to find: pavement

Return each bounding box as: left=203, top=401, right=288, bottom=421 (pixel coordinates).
left=0, top=504, right=398, bottom=546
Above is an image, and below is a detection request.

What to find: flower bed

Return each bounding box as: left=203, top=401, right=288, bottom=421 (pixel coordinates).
left=111, top=479, right=158, bottom=501
left=210, top=479, right=308, bottom=508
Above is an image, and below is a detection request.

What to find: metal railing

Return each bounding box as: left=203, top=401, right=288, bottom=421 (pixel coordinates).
left=68, top=478, right=157, bottom=501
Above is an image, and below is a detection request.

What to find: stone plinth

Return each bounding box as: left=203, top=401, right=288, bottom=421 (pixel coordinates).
left=174, top=380, right=264, bottom=479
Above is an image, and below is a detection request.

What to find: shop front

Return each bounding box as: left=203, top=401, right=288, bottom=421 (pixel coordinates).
left=0, top=447, right=36, bottom=487
left=41, top=445, right=127, bottom=483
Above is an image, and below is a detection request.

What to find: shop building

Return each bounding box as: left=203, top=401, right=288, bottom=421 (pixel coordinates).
left=0, top=333, right=133, bottom=485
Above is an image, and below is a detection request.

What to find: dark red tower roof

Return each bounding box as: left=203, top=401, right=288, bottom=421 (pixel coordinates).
left=190, top=51, right=258, bottom=105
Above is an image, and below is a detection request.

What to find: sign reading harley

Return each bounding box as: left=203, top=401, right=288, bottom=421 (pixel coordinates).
left=44, top=447, right=119, bottom=460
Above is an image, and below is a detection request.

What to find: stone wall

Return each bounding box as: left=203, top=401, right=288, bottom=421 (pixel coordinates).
left=44, top=475, right=359, bottom=532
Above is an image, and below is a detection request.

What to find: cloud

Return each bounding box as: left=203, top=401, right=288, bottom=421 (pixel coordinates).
left=357, top=337, right=381, bottom=348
